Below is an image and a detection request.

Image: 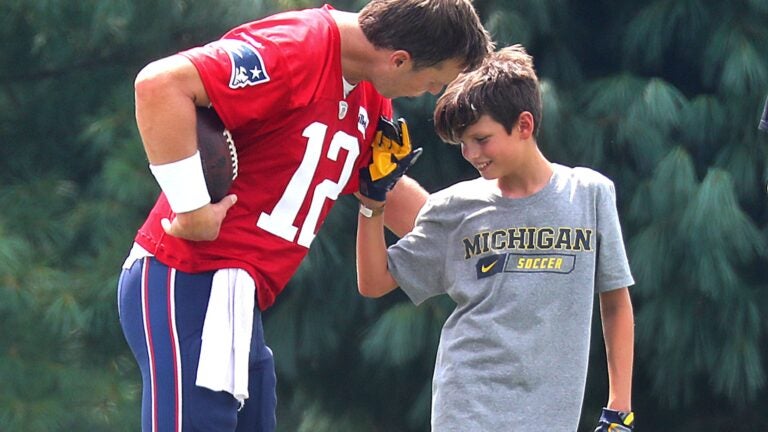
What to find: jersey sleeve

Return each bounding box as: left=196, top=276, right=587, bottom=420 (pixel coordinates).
left=595, top=180, right=635, bottom=293
left=180, top=36, right=297, bottom=131
left=387, top=196, right=449, bottom=305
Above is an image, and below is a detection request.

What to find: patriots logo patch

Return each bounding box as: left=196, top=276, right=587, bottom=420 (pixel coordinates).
left=220, top=40, right=271, bottom=89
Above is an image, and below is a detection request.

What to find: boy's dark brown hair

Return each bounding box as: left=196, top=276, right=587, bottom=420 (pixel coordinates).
left=359, top=0, right=493, bottom=71
left=434, top=45, right=542, bottom=144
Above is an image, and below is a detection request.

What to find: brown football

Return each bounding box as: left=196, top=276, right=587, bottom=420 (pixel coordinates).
left=196, top=106, right=238, bottom=203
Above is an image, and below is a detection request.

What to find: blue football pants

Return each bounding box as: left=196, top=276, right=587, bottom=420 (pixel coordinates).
left=118, top=257, right=277, bottom=432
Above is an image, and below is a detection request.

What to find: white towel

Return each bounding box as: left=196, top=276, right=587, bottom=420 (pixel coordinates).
left=122, top=242, right=152, bottom=269
left=195, top=268, right=255, bottom=406
left=121, top=243, right=255, bottom=404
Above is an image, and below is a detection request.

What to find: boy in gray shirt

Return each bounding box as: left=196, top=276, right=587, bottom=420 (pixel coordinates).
left=356, top=45, right=636, bottom=431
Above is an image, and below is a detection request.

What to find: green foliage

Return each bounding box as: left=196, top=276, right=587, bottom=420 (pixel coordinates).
left=361, top=302, right=439, bottom=367
left=2, top=0, right=768, bottom=431
left=630, top=158, right=766, bottom=407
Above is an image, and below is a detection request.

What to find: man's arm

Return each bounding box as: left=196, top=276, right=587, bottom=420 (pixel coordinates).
left=599, top=287, right=634, bottom=412
left=135, top=55, right=236, bottom=241
left=381, top=176, right=428, bottom=237
left=134, top=55, right=209, bottom=163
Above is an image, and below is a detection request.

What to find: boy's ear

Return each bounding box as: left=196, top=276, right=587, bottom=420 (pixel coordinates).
left=517, top=111, right=535, bottom=139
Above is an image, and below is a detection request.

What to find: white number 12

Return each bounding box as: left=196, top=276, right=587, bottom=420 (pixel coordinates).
left=256, top=122, right=359, bottom=248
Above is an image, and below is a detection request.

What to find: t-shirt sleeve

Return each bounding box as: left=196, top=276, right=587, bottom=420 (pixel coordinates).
left=387, top=198, right=449, bottom=305
left=595, top=180, right=635, bottom=293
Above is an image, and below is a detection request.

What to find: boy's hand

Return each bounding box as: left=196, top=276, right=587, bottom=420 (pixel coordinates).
left=594, top=408, right=635, bottom=431
left=359, top=117, right=422, bottom=202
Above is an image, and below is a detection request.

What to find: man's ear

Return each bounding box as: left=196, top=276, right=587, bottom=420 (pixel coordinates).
left=390, top=50, right=412, bottom=68
left=517, top=111, right=535, bottom=139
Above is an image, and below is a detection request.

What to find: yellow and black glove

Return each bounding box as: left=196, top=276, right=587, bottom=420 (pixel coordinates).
left=594, top=408, right=635, bottom=432
left=359, top=117, right=422, bottom=202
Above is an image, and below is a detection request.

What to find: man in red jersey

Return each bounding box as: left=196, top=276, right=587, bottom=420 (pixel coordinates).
left=117, top=1, right=493, bottom=431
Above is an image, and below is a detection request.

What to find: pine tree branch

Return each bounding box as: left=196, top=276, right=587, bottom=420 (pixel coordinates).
left=0, top=54, right=144, bottom=83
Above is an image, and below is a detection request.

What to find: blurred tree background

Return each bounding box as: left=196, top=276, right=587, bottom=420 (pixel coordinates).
left=0, top=0, right=766, bottom=430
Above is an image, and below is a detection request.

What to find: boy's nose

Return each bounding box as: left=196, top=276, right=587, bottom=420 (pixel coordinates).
left=461, top=143, right=475, bottom=159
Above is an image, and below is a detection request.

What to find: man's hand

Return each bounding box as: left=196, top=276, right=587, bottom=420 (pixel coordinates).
left=161, top=194, right=237, bottom=241
left=360, top=117, right=422, bottom=202
left=594, top=408, right=635, bottom=432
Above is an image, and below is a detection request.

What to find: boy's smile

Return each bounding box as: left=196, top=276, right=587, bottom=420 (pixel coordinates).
left=458, top=112, right=552, bottom=198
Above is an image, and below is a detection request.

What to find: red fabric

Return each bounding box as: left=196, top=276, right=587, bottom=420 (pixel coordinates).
left=136, top=6, right=393, bottom=310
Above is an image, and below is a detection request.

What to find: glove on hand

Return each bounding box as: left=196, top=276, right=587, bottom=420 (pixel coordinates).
left=594, top=408, right=635, bottom=432
left=359, top=117, right=422, bottom=202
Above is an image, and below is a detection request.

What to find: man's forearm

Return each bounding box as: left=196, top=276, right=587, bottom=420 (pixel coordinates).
left=382, top=176, right=427, bottom=237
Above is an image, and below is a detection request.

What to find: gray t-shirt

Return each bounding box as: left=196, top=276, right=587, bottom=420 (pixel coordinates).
left=387, top=164, right=634, bottom=431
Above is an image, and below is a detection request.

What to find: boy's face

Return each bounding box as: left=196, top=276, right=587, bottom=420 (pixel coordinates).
left=372, top=57, right=465, bottom=99
left=459, top=114, right=524, bottom=179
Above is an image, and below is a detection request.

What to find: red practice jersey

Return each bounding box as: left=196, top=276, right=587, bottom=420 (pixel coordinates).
left=135, top=5, right=392, bottom=310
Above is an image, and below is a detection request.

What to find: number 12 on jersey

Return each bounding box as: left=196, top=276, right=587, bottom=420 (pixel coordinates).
left=256, top=122, right=360, bottom=248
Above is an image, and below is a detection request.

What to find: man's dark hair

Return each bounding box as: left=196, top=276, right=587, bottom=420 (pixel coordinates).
left=360, top=0, right=492, bottom=71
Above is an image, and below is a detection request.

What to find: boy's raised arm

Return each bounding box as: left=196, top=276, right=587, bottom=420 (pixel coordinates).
left=355, top=117, right=423, bottom=297
left=356, top=198, right=399, bottom=298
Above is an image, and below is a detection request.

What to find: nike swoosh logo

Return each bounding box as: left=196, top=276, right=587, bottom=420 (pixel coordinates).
left=481, top=260, right=498, bottom=273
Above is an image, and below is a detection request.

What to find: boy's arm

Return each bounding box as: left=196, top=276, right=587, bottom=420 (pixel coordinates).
left=355, top=116, right=422, bottom=297
left=599, top=287, right=634, bottom=411
left=356, top=198, right=399, bottom=298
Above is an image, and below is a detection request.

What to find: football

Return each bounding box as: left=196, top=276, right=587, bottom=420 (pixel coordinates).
left=196, top=106, right=238, bottom=203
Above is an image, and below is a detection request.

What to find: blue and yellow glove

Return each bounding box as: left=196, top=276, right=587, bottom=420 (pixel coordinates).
left=359, top=117, right=422, bottom=202
left=594, top=408, right=635, bottom=432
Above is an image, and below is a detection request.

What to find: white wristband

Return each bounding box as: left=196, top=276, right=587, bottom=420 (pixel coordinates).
left=359, top=202, right=385, bottom=218
left=149, top=150, right=211, bottom=213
